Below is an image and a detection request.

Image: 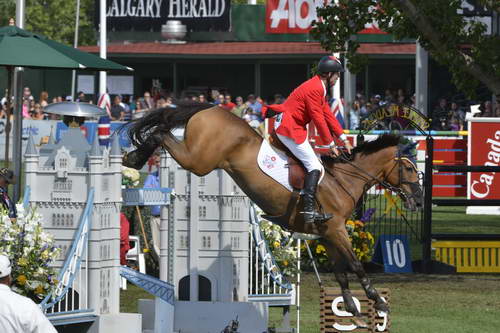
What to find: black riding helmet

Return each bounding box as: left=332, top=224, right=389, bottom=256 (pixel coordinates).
left=318, top=55, right=344, bottom=74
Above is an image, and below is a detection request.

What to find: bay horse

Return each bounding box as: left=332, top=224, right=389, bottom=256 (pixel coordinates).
left=124, top=102, right=423, bottom=326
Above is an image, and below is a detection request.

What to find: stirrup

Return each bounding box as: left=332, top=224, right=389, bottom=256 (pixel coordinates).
left=301, top=211, right=333, bottom=224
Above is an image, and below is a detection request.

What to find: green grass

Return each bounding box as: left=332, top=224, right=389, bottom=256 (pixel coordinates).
left=432, top=205, right=500, bottom=234
left=120, top=205, right=500, bottom=332
left=121, top=272, right=500, bottom=333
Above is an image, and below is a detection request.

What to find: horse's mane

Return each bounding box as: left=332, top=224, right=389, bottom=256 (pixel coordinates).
left=125, top=100, right=214, bottom=146
left=321, top=134, right=402, bottom=164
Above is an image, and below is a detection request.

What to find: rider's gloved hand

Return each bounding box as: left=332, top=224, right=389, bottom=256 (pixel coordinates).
left=343, top=140, right=353, bottom=154
left=328, top=141, right=340, bottom=157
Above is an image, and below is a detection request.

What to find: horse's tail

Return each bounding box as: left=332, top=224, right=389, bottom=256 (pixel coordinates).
left=125, top=101, right=214, bottom=147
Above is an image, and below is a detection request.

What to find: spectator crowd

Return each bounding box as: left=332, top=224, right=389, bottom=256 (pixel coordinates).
left=1, top=86, right=499, bottom=133
left=346, top=88, right=500, bottom=131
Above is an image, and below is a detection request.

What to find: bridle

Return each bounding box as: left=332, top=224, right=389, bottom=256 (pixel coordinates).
left=325, top=147, right=422, bottom=205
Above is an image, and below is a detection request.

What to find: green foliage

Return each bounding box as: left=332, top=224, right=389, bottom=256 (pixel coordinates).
left=0, top=0, right=96, bottom=46
left=311, top=0, right=500, bottom=100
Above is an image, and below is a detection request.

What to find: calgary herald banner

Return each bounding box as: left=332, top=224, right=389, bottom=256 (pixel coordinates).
left=468, top=119, right=500, bottom=201
left=95, top=0, right=231, bottom=32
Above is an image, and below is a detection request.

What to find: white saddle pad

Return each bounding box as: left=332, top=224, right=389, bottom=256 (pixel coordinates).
left=257, top=139, right=293, bottom=191
left=257, top=139, right=325, bottom=193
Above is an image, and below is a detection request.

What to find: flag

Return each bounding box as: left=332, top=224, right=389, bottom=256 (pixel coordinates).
left=97, top=92, right=111, bottom=117
left=330, top=97, right=346, bottom=128
left=98, top=116, right=111, bottom=147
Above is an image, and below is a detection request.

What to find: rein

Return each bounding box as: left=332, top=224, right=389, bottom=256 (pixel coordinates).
left=325, top=149, right=419, bottom=204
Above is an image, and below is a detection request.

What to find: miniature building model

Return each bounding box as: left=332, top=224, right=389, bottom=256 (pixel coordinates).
left=24, top=127, right=138, bottom=329
left=164, top=156, right=250, bottom=302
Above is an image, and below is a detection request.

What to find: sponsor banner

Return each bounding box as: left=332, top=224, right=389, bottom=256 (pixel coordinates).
left=56, top=122, right=132, bottom=148
left=265, top=0, right=386, bottom=34
left=95, top=0, right=231, bottom=32
left=468, top=119, right=500, bottom=201
left=265, top=0, right=492, bottom=34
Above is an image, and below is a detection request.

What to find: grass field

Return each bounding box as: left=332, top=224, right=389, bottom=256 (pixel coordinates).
left=121, top=272, right=500, bottom=333
left=120, top=206, right=500, bottom=332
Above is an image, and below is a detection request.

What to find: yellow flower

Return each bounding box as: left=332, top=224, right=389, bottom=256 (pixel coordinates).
left=17, top=275, right=27, bottom=285
left=355, top=221, right=364, bottom=228
left=316, top=244, right=326, bottom=254
left=273, top=241, right=280, bottom=248
left=283, top=260, right=289, bottom=266
left=360, top=232, right=367, bottom=239
left=362, top=244, right=369, bottom=251
left=346, top=220, right=355, bottom=228
left=18, top=258, right=28, bottom=266
left=41, top=250, right=49, bottom=260
left=35, top=285, right=45, bottom=295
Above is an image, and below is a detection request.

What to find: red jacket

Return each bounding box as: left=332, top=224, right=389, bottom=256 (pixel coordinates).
left=267, top=75, right=344, bottom=144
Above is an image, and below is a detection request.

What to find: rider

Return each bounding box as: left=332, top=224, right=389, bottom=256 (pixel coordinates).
left=268, top=55, right=353, bottom=223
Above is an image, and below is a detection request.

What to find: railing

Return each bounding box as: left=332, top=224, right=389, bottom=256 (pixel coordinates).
left=40, top=189, right=94, bottom=314
left=248, top=203, right=296, bottom=306
left=122, top=187, right=172, bottom=206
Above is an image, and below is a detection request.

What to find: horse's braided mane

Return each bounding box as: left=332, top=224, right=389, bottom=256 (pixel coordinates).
left=321, top=133, right=402, bottom=164
left=124, top=100, right=214, bottom=146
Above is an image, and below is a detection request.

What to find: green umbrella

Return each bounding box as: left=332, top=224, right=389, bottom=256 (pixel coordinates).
left=0, top=25, right=133, bottom=201
left=0, top=25, right=132, bottom=70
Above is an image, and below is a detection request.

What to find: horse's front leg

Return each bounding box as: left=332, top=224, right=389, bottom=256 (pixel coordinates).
left=325, top=227, right=389, bottom=315
left=325, top=242, right=368, bottom=328
left=349, top=258, right=389, bottom=313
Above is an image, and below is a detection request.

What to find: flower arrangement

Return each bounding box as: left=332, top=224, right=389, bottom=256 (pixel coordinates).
left=256, top=209, right=299, bottom=277
left=122, top=166, right=140, bottom=188
left=0, top=204, right=61, bottom=301
left=300, top=240, right=333, bottom=271
left=345, top=220, right=375, bottom=262
left=301, top=209, right=377, bottom=271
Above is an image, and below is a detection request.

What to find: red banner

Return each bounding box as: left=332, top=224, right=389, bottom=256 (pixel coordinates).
left=468, top=120, right=500, bottom=200
left=265, top=0, right=387, bottom=34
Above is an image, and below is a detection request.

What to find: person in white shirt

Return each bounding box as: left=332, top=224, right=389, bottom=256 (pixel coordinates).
left=0, top=255, right=57, bottom=333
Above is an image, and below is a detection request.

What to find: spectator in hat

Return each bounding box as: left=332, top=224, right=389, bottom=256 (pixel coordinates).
left=0, top=168, right=17, bottom=221
left=0, top=255, right=57, bottom=333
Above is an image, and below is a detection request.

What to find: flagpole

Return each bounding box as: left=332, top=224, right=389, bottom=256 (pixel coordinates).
left=12, top=0, right=25, bottom=202
left=71, top=0, right=81, bottom=100
left=99, top=0, right=107, bottom=99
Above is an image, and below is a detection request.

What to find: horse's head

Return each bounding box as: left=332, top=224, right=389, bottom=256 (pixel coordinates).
left=383, top=144, right=423, bottom=211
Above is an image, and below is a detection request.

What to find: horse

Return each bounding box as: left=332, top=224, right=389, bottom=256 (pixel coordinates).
left=123, top=101, right=423, bottom=326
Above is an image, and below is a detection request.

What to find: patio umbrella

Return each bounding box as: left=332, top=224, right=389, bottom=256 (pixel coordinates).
left=0, top=26, right=131, bottom=70
left=0, top=25, right=133, bottom=200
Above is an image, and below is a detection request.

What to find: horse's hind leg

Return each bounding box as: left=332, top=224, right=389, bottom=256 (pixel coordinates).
left=123, top=131, right=164, bottom=169
left=326, top=227, right=389, bottom=314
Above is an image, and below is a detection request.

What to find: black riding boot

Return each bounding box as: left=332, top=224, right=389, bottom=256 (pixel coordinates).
left=301, top=170, right=332, bottom=224
left=123, top=132, right=163, bottom=169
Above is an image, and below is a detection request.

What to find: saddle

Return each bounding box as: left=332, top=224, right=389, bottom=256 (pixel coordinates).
left=269, top=131, right=306, bottom=190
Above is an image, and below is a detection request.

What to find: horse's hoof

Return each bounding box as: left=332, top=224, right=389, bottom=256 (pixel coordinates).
left=122, top=151, right=147, bottom=170
left=351, top=316, right=368, bottom=328
left=374, top=300, right=390, bottom=313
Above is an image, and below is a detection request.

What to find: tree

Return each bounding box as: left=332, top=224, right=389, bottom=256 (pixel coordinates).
left=0, top=0, right=96, bottom=46
left=311, top=0, right=500, bottom=104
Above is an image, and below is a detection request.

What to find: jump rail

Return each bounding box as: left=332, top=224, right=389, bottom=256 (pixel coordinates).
left=422, top=154, right=500, bottom=272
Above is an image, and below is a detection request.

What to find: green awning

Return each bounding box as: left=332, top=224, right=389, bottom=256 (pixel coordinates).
left=0, top=26, right=132, bottom=71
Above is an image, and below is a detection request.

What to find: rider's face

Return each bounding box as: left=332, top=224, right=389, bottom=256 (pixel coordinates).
left=329, top=72, right=340, bottom=86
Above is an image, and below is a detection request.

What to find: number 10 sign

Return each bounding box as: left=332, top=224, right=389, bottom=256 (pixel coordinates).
left=373, top=235, right=413, bottom=273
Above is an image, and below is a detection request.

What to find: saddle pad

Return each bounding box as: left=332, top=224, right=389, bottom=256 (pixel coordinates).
left=257, top=139, right=293, bottom=192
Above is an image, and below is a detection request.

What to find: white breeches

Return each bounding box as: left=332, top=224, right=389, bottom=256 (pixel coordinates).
left=274, top=114, right=323, bottom=173
left=276, top=133, right=323, bottom=173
